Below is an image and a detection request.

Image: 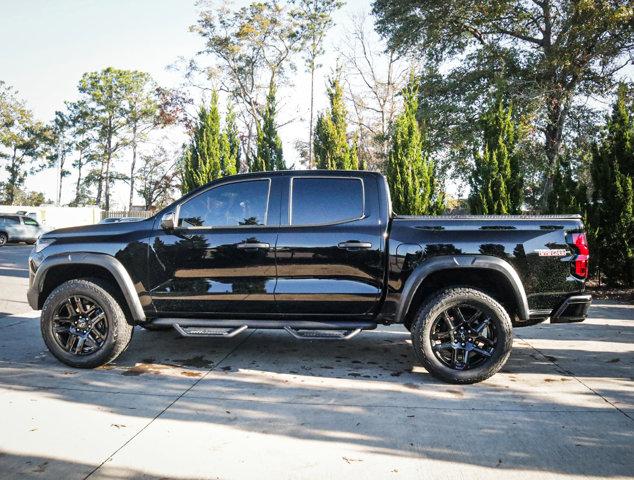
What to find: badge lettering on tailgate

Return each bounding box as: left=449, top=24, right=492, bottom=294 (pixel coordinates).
left=535, top=249, right=567, bottom=257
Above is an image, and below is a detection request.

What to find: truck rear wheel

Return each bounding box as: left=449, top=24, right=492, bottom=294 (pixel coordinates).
left=411, top=287, right=513, bottom=384
left=40, top=278, right=133, bottom=368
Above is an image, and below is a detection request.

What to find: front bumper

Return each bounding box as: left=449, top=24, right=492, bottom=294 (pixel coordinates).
left=26, top=253, right=41, bottom=310
left=550, top=294, right=592, bottom=323
left=27, top=286, right=39, bottom=310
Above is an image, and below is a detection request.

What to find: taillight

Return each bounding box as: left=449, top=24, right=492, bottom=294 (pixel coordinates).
left=571, top=233, right=589, bottom=279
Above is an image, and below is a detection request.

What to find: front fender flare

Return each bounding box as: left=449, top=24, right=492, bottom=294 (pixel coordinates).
left=396, top=255, right=529, bottom=323
left=29, top=252, right=146, bottom=322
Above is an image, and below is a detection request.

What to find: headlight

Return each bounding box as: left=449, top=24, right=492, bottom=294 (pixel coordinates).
left=34, top=237, right=54, bottom=253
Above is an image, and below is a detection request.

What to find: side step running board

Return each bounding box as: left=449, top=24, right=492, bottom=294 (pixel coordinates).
left=284, top=326, right=362, bottom=341
left=173, top=325, right=248, bottom=338
left=151, top=318, right=375, bottom=340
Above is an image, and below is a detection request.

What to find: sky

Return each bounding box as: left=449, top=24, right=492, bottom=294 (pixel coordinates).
left=0, top=0, right=380, bottom=208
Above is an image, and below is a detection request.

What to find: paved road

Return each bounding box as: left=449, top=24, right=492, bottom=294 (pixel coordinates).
left=0, top=246, right=632, bottom=479
left=0, top=245, right=31, bottom=316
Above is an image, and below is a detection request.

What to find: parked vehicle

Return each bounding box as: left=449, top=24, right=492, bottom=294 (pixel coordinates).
left=0, top=214, right=45, bottom=246
left=27, top=171, right=591, bottom=383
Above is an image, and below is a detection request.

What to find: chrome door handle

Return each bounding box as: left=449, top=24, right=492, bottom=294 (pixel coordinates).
left=338, top=241, right=372, bottom=250
left=237, top=242, right=270, bottom=250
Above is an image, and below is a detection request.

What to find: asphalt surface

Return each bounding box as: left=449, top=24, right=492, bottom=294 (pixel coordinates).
left=0, top=245, right=632, bottom=479
left=0, top=245, right=31, bottom=317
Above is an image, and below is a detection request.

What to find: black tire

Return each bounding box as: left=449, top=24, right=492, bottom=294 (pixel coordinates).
left=411, top=287, right=513, bottom=384
left=140, top=322, right=172, bottom=331
left=40, top=278, right=133, bottom=368
left=0, top=232, right=7, bottom=246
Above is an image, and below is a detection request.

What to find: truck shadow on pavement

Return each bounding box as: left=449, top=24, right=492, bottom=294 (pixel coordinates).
left=0, top=303, right=632, bottom=478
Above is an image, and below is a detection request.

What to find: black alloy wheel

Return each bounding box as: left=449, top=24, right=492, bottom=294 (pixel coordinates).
left=429, top=304, right=496, bottom=371
left=411, top=288, right=513, bottom=384
left=51, top=295, right=109, bottom=356
left=41, top=278, right=133, bottom=368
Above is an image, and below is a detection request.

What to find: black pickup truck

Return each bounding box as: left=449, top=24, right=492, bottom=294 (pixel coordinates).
left=27, top=170, right=591, bottom=383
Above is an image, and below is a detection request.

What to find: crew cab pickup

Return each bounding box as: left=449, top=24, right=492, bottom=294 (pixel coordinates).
left=28, top=171, right=591, bottom=383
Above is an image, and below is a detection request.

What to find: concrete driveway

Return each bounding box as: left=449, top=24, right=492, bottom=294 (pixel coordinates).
left=0, top=245, right=31, bottom=317
left=0, top=245, right=632, bottom=479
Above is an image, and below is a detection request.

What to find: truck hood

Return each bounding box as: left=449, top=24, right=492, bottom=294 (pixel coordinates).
left=41, top=218, right=154, bottom=239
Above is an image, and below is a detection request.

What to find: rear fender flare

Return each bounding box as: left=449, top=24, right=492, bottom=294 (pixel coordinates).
left=32, top=252, right=146, bottom=322
left=396, top=255, right=529, bottom=323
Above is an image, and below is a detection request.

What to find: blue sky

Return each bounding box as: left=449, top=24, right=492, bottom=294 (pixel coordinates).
left=1, top=0, right=200, bottom=120
left=1, top=0, right=202, bottom=205
left=2, top=0, right=378, bottom=206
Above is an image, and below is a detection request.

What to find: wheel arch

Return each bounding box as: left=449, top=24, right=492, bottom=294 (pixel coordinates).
left=32, top=253, right=146, bottom=322
left=397, top=255, right=529, bottom=328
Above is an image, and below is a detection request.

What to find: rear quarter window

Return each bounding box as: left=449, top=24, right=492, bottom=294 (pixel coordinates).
left=291, top=177, right=364, bottom=226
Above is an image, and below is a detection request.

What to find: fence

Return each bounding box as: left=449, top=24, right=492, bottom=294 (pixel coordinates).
left=101, top=210, right=154, bottom=220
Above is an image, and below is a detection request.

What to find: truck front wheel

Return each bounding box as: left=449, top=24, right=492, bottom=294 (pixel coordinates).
left=411, top=288, right=513, bottom=384
left=40, top=279, right=133, bottom=368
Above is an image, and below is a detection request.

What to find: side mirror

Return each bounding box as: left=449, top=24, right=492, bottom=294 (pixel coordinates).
left=160, top=212, right=176, bottom=230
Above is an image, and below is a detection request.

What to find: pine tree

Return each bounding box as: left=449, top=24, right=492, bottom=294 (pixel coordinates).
left=548, top=150, right=588, bottom=215
left=469, top=99, right=522, bottom=214
left=313, top=75, right=357, bottom=170
left=590, top=84, right=634, bottom=286
left=387, top=72, right=442, bottom=215
left=253, top=82, right=285, bottom=172
left=351, top=132, right=363, bottom=170
left=181, top=91, right=223, bottom=193
left=219, top=133, right=234, bottom=176
left=225, top=104, right=240, bottom=174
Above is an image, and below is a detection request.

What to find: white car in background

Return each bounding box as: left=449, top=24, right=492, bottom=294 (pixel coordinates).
left=0, top=214, right=45, bottom=246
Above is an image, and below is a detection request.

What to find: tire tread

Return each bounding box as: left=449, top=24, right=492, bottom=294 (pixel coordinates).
left=411, top=287, right=513, bottom=384
left=40, top=278, right=133, bottom=368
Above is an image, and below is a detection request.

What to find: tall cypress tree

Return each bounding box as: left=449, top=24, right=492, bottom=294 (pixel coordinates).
left=220, top=103, right=239, bottom=176
left=590, top=84, right=634, bottom=286
left=219, top=133, right=234, bottom=176
left=548, top=150, right=588, bottom=215
left=313, top=75, right=357, bottom=170
left=387, top=72, right=442, bottom=215
left=469, top=99, right=522, bottom=214
left=253, top=82, right=285, bottom=172
left=225, top=103, right=240, bottom=174
left=181, top=91, right=222, bottom=193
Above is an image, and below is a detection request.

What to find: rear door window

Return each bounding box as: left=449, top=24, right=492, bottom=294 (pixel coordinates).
left=290, top=177, right=364, bottom=226
left=4, top=216, right=20, bottom=225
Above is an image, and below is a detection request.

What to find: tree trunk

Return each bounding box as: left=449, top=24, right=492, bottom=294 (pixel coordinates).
left=308, top=60, right=316, bottom=169
left=96, top=156, right=104, bottom=206
left=8, top=147, right=18, bottom=205
left=541, top=94, right=569, bottom=210
left=129, top=125, right=137, bottom=211
left=104, top=151, right=111, bottom=211
left=75, top=149, right=84, bottom=205
left=57, top=151, right=65, bottom=206
left=103, top=119, right=113, bottom=211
